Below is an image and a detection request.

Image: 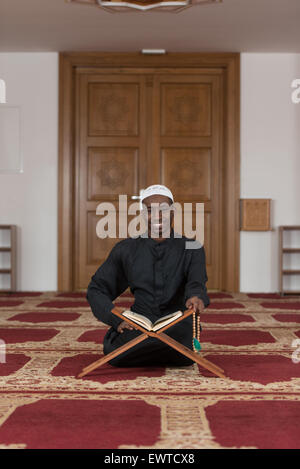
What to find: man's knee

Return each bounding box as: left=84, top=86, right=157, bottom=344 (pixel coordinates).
left=106, top=356, right=127, bottom=367
left=172, top=356, right=194, bottom=366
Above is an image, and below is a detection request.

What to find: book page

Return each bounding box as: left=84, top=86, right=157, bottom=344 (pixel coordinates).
left=122, top=310, right=153, bottom=331
left=152, top=311, right=182, bottom=331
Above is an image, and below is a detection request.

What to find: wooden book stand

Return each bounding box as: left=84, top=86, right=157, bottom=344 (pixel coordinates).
left=77, top=307, right=226, bottom=379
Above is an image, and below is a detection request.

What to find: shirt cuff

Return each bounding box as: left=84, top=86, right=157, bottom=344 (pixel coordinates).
left=185, top=292, right=210, bottom=308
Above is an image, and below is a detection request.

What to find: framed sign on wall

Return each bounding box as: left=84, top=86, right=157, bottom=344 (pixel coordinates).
left=240, top=199, right=271, bottom=231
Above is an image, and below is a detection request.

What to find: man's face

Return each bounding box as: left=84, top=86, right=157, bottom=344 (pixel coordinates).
left=141, top=194, right=174, bottom=238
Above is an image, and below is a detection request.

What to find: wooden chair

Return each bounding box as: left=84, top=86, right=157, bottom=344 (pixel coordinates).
left=77, top=307, right=226, bottom=379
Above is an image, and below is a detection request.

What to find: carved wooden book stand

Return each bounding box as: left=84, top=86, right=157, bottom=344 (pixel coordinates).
left=77, top=307, right=225, bottom=379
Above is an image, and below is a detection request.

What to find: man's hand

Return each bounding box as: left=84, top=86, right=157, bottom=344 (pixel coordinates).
left=117, top=320, right=135, bottom=333
left=185, top=296, right=205, bottom=313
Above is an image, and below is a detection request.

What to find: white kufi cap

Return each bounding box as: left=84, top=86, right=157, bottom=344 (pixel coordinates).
left=140, top=184, right=174, bottom=210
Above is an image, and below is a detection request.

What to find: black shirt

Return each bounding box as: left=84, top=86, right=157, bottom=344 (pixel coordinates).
left=87, top=230, right=210, bottom=330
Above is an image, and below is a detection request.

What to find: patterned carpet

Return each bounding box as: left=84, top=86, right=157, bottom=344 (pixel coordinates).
left=0, top=291, right=300, bottom=449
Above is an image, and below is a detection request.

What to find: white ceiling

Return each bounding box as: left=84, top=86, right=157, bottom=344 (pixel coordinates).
left=0, top=0, right=300, bottom=53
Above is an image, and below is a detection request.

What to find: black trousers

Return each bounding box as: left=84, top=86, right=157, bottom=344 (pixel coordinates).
left=103, top=317, right=194, bottom=367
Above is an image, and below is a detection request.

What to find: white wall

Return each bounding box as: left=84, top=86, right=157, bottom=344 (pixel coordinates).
left=240, top=53, right=300, bottom=292
left=0, top=53, right=58, bottom=291
left=0, top=52, right=299, bottom=292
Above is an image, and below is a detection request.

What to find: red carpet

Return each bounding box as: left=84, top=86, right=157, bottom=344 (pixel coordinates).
left=0, top=290, right=300, bottom=449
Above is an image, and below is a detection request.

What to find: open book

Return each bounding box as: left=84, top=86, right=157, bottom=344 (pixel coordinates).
left=121, top=310, right=183, bottom=332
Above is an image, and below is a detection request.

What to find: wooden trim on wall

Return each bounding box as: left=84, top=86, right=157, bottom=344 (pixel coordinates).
left=58, top=54, right=75, bottom=291
left=58, top=52, right=240, bottom=292
left=222, top=53, right=240, bottom=292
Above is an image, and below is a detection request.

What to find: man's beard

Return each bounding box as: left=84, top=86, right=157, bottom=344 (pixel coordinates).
left=149, top=220, right=172, bottom=238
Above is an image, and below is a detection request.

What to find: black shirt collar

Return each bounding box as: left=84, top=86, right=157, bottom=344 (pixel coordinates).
left=141, top=227, right=175, bottom=246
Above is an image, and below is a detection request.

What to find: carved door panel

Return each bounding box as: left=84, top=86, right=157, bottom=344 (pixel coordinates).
left=151, top=73, right=224, bottom=288
left=74, top=73, right=147, bottom=289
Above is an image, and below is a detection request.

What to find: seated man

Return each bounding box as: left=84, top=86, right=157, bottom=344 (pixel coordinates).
left=86, top=184, right=210, bottom=367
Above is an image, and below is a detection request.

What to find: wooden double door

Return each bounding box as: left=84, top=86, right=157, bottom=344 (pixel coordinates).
left=58, top=53, right=240, bottom=292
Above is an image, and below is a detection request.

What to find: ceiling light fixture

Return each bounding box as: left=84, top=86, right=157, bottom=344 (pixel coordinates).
left=141, top=49, right=166, bottom=54
left=67, top=0, right=222, bottom=14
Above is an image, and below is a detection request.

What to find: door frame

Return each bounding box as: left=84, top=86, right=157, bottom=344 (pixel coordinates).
left=58, top=52, right=240, bottom=292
